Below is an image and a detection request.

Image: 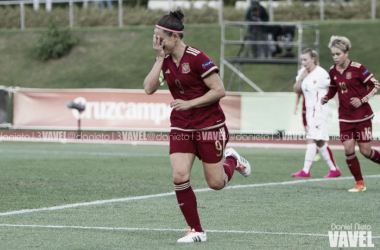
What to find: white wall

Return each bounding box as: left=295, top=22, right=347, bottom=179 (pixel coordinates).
left=147, top=1, right=288, bottom=10
left=148, top=0, right=220, bottom=10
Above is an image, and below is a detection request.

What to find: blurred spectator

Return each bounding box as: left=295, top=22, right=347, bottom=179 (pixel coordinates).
left=267, top=25, right=295, bottom=58
left=245, top=0, right=269, bottom=58
left=100, top=0, right=113, bottom=10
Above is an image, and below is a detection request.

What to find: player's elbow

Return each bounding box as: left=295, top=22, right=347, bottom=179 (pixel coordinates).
left=293, top=86, right=301, bottom=94
left=215, top=86, right=225, bottom=99
left=143, top=80, right=158, bottom=95
left=293, top=83, right=301, bottom=94
left=218, top=88, right=226, bottom=99
left=144, top=88, right=156, bottom=95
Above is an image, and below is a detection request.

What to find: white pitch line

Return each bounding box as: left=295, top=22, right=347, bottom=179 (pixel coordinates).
left=0, top=192, right=175, bottom=217
left=0, top=224, right=379, bottom=239
left=3, top=139, right=380, bottom=151
left=1, top=175, right=380, bottom=217
left=0, top=149, right=167, bottom=157
left=0, top=224, right=328, bottom=237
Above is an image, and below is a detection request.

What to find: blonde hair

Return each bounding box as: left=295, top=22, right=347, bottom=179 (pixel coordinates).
left=328, top=36, right=351, bottom=52
left=302, top=48, right=319, bottom=65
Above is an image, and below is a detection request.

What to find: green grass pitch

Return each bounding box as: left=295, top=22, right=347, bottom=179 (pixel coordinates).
left=0, top=141, right=379, bottom=249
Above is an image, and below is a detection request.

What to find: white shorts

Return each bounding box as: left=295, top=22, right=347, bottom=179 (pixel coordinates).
left=306, top=113, right=329, bottom=141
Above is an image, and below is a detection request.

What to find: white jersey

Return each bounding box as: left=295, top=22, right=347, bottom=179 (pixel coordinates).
left=296, top=65, right=330, bottom=140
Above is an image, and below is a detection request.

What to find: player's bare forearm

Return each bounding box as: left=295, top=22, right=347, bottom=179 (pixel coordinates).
left=293, top=79, right=302, bottom=94
left=294, top=70, right=307, bottom=94
left=143, top=73, right=160, bottom=95
left=321, top=96, right=329, bottom=105
left=191, top=88, right=225, bottom=108
left=144, top=34, right=166, bottom=95
left=143, top=57, right=164, bottom=95
left=192, top=73, right=225, bottom=108
left=294, top=93, right=301, bottom=114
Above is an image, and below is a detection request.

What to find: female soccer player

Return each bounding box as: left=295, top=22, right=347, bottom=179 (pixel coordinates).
left=291, top=49, right=341, bottom=179
left=143, top=8, right=251, bottom=243
left=322, top=36, right=380, bottom=192
left=294, top=92, right=322, bottom=162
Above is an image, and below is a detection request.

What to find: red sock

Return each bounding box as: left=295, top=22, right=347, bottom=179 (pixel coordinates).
left=346, top=153, right=363, bottom=181
left=223, top=156, right=237, bottom=183
left=369, top=149, right=380, bottom=164
left=174, top=180, right=203, bottom=232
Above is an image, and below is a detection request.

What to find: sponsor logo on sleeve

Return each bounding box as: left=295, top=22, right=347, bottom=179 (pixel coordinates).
left=202, top=60, right=214, bottom=69
left=363, top=69, right=370, bottom=76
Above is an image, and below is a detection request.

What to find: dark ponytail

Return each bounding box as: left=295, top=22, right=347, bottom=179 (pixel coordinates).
left=156, top=7, right=185, bottom=39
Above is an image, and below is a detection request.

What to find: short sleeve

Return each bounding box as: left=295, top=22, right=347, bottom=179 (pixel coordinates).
left=193, top=50, right=219, bottom=79
left=358, top=65, right=373, bottom=85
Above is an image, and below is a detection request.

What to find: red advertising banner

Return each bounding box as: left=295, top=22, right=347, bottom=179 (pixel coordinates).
left=13, top=88, right=241, bottom=131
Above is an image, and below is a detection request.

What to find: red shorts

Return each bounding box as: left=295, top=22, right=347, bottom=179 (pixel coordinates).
left=339, top=119, right=372, bottom=143
left=169, top=124, right=229, bottom=164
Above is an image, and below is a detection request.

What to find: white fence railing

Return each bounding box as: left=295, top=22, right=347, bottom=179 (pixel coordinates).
left=220, top=21, right=319, bottom=92
left=0, top=0, right=377, bottom=30
left=1, top=0, right=125, bottom=29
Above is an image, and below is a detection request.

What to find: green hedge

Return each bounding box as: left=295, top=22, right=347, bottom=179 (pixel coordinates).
left=0, top=1, right=378, bottom=29
left=34, top=22, right=77, bottom=61
left=1, top=21, right=379, bottom=91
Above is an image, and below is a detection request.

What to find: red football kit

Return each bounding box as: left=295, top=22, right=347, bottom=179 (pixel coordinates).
left=325, top=61, right=380, bottom=142
left=161, top=46, right=228, bottom=163
left=162, top=46, right=225, bottom=130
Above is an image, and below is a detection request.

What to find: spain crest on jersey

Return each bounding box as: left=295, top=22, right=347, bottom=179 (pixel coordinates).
left=346, top=72, right=352, bottom=79
left=182, top=63, right=190, bottom=74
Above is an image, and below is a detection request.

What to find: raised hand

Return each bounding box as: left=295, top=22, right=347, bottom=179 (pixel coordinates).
left=153, top=34, right=165, bottom=59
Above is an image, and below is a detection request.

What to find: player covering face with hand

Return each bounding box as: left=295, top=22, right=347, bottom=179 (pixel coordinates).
left=321, top=36, right=380, bottom=192
left=291, top=49, right=341, bottom=179
left=143, top=8, right=251, bottom=243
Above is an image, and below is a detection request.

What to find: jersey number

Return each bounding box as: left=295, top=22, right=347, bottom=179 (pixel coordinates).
left=215, top=140, right=223, bottom=157
left=175, top=79, right=185, bottom=94
left=339, top=82, right=348, bottom=93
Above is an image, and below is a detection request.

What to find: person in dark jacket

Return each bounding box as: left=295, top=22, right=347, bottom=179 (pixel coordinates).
left=245, top=0, right=269, bottom=58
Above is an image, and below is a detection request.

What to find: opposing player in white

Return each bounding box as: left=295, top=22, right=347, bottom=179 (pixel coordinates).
left=291, top=49, right=341, bottom=178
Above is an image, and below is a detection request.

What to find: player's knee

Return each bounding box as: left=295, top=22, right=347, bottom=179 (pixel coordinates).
left=172, top=171, right=190, bottom=183
left=360, top=148, right=372, bottom=158
left=343, top=146, right=355, bottom=156
left=207, top=181, right=224, bottom=190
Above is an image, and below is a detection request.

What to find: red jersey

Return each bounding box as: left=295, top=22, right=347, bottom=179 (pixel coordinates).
left=161, top=46, right=225, bottom=130
left=326, top=61, right=380, bottom=123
